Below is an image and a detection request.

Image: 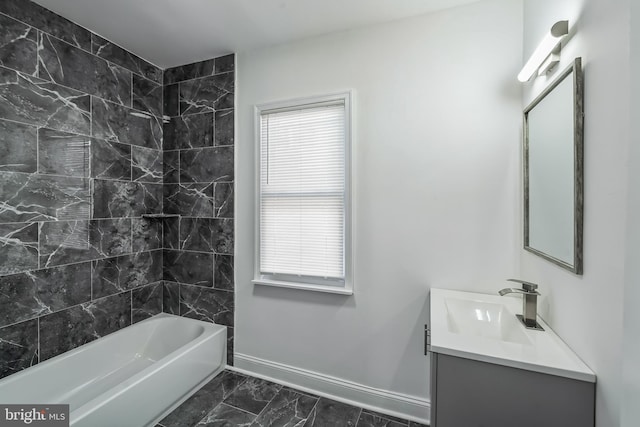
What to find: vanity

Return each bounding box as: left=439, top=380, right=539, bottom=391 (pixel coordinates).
left=428, top=288, right=595, bottom=427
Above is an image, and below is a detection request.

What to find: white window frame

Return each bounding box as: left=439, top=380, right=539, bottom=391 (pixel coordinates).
left=252, top=91, right=353, bottom=295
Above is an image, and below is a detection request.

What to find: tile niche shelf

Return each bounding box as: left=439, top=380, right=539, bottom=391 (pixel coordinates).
left=141, top=214, right=181, bottom=219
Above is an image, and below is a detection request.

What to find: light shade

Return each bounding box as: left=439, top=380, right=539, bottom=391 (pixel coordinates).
left=518, top=20, right=569, bottom=83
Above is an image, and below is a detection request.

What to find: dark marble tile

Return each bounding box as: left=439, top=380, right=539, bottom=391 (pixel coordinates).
left=0, top=222, right=38, bottom=275
left=164, top=250, right=213, bottom=287
left=215, top=110, right=234, bottom=146
left=180, top=147, right=234, bottom=183
left=39, top=220, right=82, bottom=263
left=164, top=59, right=215, bottom=85
left=92, top=180, right=162, bottom=218
left=0, top=262, right=91, bottom=328
left=359, top=410, right=410, bottom=426
left=133, top=75, right=162, bottom=117
left=180, top=218, right=214, bottom=252
left=0, top=66, right=91, bottom=135
left=92, top=250, right=163, bottom=299
left=226, top=327, right=234, bottom=366
left=180, top=73, right=234, bottom=115
left=140, top=61, right=162, bottom=86
left=215, top=54, right=235, bottom=74
left=164, top=183, right=214, bottom=217
left=87, top=219, right=132, bottom=259
left=197, top=403, right=256, bottom=427
left=0, top=13, right=37, bottom=75
left=0, top=0, right=91, bottom=51
left=0, top=319, right=38, bottom=380
left=252, top=387, right=319, bottom=427
left=38, top=33, right=131, bottom=106
left=163, top=84, right=179, bottom=118
left=214, top=255, right=234, bottom=291
left=163, top=150, right=179, bottom=184
left=162, top=217, right=180, bottom=249
left=164, top=112, right=213, bottom=150
left=39, top=291, right=131, bottom=361
left=91, top=97, right=162, bottom=150
left=132, top=147, right=163, bottom=183
left=212, top=219, right=234, bottom=255
left=132, top=282, right=162, bottom=323
left=303, top=398, right=361, bottom=427
left=160, top=370, right=247, bottom=427
left=37, top=129, right=90, bottom=177
left=214, top=183, right=234, bottom=218
left=91, top=138, right=132, bottom=180
left=86, top=219, right=132, bottom=260
left=0, top=171, right=90, bottom=222
left=90, top=33, right=137, bottom=71
left=132, top=217, right=162, bottom=252
left=91, top=34, right=162, bottom=83
left=224, top=377, right=282, bottom=415
left=0, top=119, right=37, bottom=173
left=357, top=412, right=407, bottom=427
left=141, top=182, right=163, bottom=214
left=39, top=219, right=132, bottom=268
left=162, top=281, right=180, bottom=315
left=180, top=285, right=234, bottom=326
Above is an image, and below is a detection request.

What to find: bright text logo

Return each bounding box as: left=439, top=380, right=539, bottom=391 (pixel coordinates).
left=0, top=405, right=68, bottom=427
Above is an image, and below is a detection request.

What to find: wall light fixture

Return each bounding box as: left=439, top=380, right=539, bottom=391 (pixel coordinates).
left=518, top=20, right=569, bottom=82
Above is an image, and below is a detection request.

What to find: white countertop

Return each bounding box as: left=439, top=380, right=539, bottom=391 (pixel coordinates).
left=430, top=288, right=596, bottom=383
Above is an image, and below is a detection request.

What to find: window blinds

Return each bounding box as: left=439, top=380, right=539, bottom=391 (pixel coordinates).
left=259, top=101, right=346, bottom=282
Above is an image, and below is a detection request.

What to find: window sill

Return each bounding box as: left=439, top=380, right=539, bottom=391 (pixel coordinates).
left=252, top=279, right=353, bottom=296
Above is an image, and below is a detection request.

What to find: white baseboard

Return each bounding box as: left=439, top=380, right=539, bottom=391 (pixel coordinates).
left=231, top=353, right=430, bottom=425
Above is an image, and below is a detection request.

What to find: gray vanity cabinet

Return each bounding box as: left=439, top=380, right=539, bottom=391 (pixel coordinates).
left=430, top=352, right=595, bottom=427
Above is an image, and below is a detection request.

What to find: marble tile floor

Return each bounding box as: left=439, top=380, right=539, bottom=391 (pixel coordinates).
left=155, top=370, right=429, bottom=427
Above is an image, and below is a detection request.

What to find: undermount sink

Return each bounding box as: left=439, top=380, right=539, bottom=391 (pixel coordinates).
left=444, top=297, right=532, bottom=345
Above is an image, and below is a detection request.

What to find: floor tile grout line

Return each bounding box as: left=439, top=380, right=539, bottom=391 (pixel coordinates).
left=191, top=374, right=253, bottom=427
left=163, top=372, right=245, bottom=427
left=305, top=398, right=321, bottom=425
left=218, top=400, right=261, bottom=417
left=361, top=408, right=410, bottom=426
left=355, top=407, right=364, bottom=427
left=251, top=382, right=286, bottom=421
left=218, top=374, right=280, bottom=418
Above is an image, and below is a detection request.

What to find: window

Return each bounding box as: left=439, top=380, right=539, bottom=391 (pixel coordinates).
left=254, top=92, right=352, bottom=294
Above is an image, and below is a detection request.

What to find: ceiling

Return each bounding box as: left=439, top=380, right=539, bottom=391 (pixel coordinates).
left=35, top=0, right=482, bottom=69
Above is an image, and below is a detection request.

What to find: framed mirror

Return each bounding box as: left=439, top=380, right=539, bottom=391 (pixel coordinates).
left=523, top=57, right=584, bottom=274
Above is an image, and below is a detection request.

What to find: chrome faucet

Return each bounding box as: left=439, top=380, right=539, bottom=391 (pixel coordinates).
left=499, top=279, right=544, bottom=331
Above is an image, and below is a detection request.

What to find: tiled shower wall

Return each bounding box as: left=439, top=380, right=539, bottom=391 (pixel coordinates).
left=162, top=57, right=235, bottom=364
left=0, top=0, right=164, bottom=379
left=0, top=0, right=235, bottom=379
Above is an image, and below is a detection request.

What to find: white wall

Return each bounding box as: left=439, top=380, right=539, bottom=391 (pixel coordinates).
left=521, top=1, right=630, bottom=426
left=235, top=0, right=523, bottom=420
left=622, top=1, right=640, bottom=425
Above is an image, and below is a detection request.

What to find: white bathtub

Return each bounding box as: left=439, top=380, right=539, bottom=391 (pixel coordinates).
left=0, top=313, right=227, bottom=427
